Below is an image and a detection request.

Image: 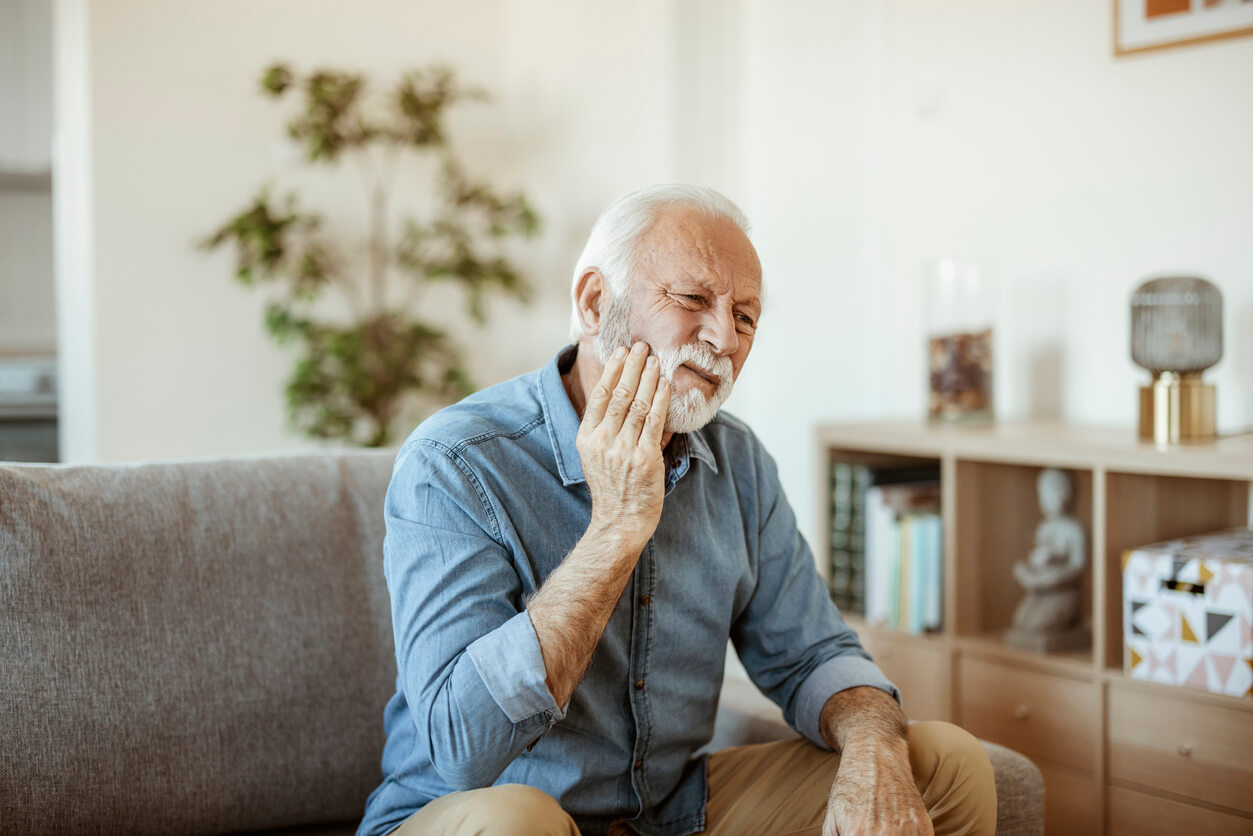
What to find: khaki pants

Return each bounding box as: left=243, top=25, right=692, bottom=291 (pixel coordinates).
left=391, top=721, right=998, bottom=836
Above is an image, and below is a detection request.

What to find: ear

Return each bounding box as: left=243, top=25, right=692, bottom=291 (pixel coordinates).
left=573, top=268, right=607, bottom=337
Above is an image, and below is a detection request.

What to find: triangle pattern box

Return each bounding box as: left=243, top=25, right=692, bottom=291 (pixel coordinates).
left=1123, top=527, right=1253, bottom=698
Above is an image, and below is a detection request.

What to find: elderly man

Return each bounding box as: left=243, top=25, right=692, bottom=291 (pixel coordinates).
left=358, top=185, right=996, bottom=836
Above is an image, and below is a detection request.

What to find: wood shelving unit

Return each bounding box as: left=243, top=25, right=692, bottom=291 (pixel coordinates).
left=813, top=419, right=1253, bottom=835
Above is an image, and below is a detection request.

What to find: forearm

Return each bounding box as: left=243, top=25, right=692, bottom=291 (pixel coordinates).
left=819, top=687, right=931, bottom=836
left=528, top=521, right=644, bottom=707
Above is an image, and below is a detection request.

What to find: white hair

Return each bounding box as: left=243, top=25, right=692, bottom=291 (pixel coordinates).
left=568, top=184, right=751, bottom=340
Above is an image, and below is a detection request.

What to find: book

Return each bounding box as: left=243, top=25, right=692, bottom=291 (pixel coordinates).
left=861, top=477, right=942, bottom=633
left=827, top=461, right=867, bottom=615
left=829, top=460, right=940, bottom=620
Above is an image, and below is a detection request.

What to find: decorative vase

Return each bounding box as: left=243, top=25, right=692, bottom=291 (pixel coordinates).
left=924, top=258, right=994, bottom=425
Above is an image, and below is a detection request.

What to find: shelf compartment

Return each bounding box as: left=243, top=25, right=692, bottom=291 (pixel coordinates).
left=953, top=460, right=1095, bottom=644
left=1101, top=470, right=1250, bottom=672
left=822, top=448, right=941, bottom=621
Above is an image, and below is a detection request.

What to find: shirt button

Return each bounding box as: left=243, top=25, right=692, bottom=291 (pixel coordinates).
left=639, top=594, right=650, bottom=605
left=634, top=759, right=643, bottom=770
left=635, top=679, right=645, bottom=690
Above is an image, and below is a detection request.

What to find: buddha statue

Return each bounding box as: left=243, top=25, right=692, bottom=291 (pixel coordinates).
left=1005, top=468, right=1090, bottom=652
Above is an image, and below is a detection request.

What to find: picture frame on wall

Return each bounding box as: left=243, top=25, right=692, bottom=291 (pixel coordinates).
left=1115, top=0, right=1253, bottom=55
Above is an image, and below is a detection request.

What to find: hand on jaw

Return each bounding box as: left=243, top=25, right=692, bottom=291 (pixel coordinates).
left=578, top=341, right=671, bottom=550
left=528, top=341, right=671, bottom=708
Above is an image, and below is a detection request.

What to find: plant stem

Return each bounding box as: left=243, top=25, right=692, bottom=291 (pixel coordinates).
left=370, top=178, right=387, bottom=314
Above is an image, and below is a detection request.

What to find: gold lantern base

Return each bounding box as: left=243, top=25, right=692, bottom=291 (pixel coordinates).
left=1139, top=372, right=1216, bottom=444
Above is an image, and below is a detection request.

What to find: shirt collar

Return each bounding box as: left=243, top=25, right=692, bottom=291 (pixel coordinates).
left=671, top=425, right=719, bottom=475
left=538, top=346, right=586, bottom=486
left=537, top=344, right=721, bottom=487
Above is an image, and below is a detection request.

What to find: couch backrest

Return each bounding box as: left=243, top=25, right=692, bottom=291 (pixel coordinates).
left=0, top=451, right=398, bottom=834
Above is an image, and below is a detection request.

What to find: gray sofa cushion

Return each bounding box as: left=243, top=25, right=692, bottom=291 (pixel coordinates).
left=0, top=453, right=396, bottom=835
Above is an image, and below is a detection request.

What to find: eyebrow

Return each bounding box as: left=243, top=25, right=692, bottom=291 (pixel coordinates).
left=675, top=276, right=761, bottom=310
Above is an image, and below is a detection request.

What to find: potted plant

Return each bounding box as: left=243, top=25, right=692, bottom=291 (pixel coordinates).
left=201, top=63, right=539, bottom=447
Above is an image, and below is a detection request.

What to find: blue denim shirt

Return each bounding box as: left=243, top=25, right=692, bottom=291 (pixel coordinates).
left=358, top=346, right=898, bottom=836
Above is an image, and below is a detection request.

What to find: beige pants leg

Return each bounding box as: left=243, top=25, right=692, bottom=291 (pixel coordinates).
left=389, top=782, right=580, bottom=836
left=389, top=721, right=996, bottom=836
left=696, top=721, right=998, bottom=836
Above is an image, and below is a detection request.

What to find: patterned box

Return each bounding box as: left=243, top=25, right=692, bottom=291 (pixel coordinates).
left=1122, top=528, right=1253, bottom=698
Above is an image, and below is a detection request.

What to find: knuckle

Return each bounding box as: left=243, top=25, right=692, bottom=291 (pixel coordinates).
left=591, top=383, right=613, bottom=401
left=613, top=384, right=634, bottom=400
left=628, top=398, right=650, bottom=417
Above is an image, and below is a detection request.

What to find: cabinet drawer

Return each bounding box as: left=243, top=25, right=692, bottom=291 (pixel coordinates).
left=957, top=656, right=1097, bottom=772
left=1038, top=762, right=1099, bottom=836
left=1109, top=784, right=1253, bottom=835
left=864, top=634, right=951, bottom=722
left=1108, top=683, right=1253, bottom=816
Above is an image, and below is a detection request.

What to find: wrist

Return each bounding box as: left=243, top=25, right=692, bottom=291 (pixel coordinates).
left=840, top=728, right=909, bottom=757
left=819, top=686, right=908, bottom=752
left=584, top=515, right=650, bottom=561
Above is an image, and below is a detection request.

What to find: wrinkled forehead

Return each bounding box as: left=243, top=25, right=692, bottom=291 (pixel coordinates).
left=636, top=207, right=762, bottom=303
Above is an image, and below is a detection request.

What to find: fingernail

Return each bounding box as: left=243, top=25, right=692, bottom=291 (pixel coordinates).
left=645, top=355, right=657, bottom=368
left=614, top=346, right=627, bottom=359
left=632, top=342, right=647, bottom=354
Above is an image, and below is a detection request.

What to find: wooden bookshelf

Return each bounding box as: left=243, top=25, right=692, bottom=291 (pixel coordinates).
left=814, top=419, right=1253, bottom=835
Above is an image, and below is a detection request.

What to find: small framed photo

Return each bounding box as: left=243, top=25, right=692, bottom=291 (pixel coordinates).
left=1115, top=0, right=1253, bottom=55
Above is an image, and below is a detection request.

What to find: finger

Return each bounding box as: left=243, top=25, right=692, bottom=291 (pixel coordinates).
left=600, top=342, right=649, bottom=433
left=639, top=374, right=670, bottom=450
left=620, top=354, right=660, bottom=444
left=582, top=345, right=628, bottom=427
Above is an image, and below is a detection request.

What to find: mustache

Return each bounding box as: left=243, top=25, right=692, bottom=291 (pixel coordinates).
left=656, top=343, right=733, bottom=383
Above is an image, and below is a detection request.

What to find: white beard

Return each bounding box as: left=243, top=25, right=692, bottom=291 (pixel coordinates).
left=654, top=342, right=733, bottom=432
left=594, top=291, right=734, bottom=433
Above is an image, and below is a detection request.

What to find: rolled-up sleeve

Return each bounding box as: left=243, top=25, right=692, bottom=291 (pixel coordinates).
left=384, top=440, right=562, bottom=790
left=730, top=442, right=900, bottom=751
left=466, top=610, right=567, bottom=724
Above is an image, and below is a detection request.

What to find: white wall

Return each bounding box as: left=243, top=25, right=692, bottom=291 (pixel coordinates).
left=733, top=0, right=1253, bottom=547
left=53, top=0, right=1253, bottom=538
left=59, top=0, right=680, bottom=461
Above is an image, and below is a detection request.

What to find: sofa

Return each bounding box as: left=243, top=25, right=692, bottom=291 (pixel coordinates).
left=0, top=451, right=1043, bottom=835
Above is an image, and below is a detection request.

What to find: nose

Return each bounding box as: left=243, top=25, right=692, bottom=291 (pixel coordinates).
left=698, top=304, right=738, bottom=357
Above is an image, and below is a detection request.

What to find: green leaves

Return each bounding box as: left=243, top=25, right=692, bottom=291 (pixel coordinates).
left=260, top=63, right=292, bottom=96
left=395, top=162, right=539, bottom=323
left=393, top=65, right=481, bottom=148
left=199, top=62, right=539, bottom=447
left=199, top=186, right=331, bottom=297
left=283, top=316, right=473, bottom=447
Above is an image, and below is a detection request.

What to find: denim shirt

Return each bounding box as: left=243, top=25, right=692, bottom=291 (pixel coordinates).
left=357, top=346, right=898, bottom=836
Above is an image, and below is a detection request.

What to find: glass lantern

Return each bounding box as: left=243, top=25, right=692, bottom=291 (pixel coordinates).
left=924, top=259, right=994, bottom=424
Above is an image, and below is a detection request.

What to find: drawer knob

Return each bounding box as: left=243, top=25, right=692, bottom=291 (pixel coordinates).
left=1013, top=704, right=1030, bottom=720
left=1177, top=744, right=1192, bottom=758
